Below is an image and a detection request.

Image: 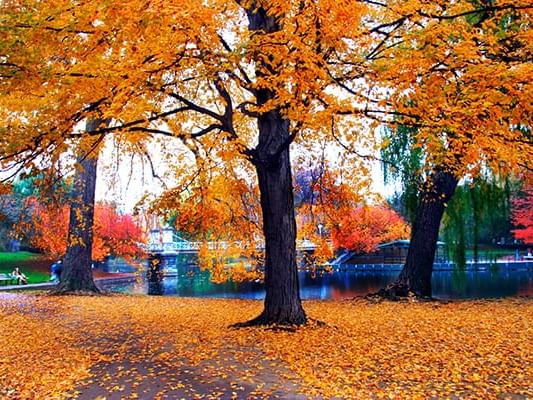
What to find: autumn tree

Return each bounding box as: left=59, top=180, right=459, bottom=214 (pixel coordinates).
left=368, top=2, right=533, bottom=298
left=3, top=120, right=113, bottom=292
left=0, top=0, right=381, bottom=325
left=1, top=0, right=531, bottom=317
left=382, top=126, right=517, bottom=267
left=24, top=198, right=144, bottom=262
left=293, top=161, right=373, bottom=262
left=93, top=203, right=145, bottom=262
left=332, top=205, right=410, bottom=253
left=22, top=198, right=68, bottom=258
left=55, top=134, right=101, bottom=292
left=293, top=163, right=409, bottom=256
left=151, top=160, right=263, bottom=283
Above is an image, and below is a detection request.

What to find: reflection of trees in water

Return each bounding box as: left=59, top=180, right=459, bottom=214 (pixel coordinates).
left=300, top=271, right=399, bottom=300
left=517, top=278, right=533, bottom=296
left=432, top=270, right=532, bottom=299
left=450, top=269, right=467, bottom=295
left=168, top=266, right=263, bottom=297
left=131, top=265, right=533, bottom=299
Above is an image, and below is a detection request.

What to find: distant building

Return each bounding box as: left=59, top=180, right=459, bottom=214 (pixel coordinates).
left=333, top=240, right=447, bottom=265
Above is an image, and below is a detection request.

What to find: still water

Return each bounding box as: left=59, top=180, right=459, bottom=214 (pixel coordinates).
left=104, top=266, right=533, bottom=300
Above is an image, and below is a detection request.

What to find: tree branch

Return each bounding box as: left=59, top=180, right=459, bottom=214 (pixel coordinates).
left=167, top=92, right=225, bottom=123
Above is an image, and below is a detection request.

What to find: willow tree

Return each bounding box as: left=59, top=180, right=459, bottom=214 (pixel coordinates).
left=442, top=177, right=515, bottom=267
left=382, top=127, right=517, bottom=268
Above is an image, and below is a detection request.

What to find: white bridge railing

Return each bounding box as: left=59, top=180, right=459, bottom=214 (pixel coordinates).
left=148, top=239, right=317, bottom=254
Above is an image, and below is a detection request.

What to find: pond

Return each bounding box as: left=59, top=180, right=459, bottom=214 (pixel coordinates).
left=102, top=265, right=533, bottom=300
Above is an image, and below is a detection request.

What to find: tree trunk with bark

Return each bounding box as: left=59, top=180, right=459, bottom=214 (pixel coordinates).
left=56, top=121, right=101, bottom=293
left=237, top=6, right=306, bottom=325
left=248, top=112, right=306, bottom=325
left=378, top=169, right=459, bottom=299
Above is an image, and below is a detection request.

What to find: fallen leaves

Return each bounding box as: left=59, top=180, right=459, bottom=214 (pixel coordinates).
left=0, top=293, right=531, bottom=399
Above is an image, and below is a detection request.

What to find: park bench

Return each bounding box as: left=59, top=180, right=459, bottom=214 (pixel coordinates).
left=0, top=273, right=17, bottom=285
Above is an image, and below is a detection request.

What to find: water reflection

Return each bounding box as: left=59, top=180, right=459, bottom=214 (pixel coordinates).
left=106, top=266, right=533, bottom=300
left=432, top=269, right=533, bottom=299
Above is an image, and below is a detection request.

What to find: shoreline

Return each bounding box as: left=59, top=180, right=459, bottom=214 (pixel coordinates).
left=0, top=273, right=137, bottom=292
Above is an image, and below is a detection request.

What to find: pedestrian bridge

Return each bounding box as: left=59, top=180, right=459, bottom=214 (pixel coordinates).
left=148, top=228, right=317, bottom=255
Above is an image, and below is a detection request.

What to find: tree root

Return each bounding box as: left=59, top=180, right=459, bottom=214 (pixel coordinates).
left=365, top=283, right=434, bottom=303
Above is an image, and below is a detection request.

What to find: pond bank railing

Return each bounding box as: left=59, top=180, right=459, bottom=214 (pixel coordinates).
left=326, top=260, right=533, bottom=272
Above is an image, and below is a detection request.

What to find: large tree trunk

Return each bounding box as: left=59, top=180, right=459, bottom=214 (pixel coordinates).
left=237, top=6, right=306, bottom=326
left=248, top=111, right=306, bottom=325
left=379, top=169, right=459, bottom=299
left=56, top=121, right=101, bottom=293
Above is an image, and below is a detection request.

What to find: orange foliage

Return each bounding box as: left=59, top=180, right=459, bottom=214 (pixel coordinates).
left=0, top=182, right=11, bottom=196
left=1, top=294, right=531, bottom=399
left=24, top=198, right=145, bottom=261
left=331, top=205, right=411, bottom=253
left=1, top=0, right=530, bottom=180
left=155, top=166, right=261, bottom=245
left=296, top=168, right=364, bottom=230
left=152, top=164, right=263, bottom=282
left=294, top=166, right=408, bottom=255
left=371, top=2, right=533, bottom=178
left=23, top=198, right=69, bottom=258
left=92, top=203, right=146, bottom=261
left=0, top=0, right=531, bottom=287
left=295, top=166, right=364, bottom=261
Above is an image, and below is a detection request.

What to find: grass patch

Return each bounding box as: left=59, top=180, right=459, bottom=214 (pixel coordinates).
left=0, top=251, right=50, bottom=284
left=0, top=251, right=40, bottom=264
left=0, top=268, right=50, bottom=284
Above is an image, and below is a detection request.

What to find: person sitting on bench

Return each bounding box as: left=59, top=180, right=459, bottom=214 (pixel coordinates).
left=11, top=267, right=28, bottom=285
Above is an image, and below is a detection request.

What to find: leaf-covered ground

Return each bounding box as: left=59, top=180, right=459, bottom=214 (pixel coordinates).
left=0, top=294, right=531, bottom=399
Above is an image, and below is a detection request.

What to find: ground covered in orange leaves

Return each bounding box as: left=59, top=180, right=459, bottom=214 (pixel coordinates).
left=0, top=294, right=531, bottom=399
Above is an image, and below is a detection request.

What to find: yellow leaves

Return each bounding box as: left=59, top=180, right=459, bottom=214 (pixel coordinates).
left=0, top=297, right=93, bottom=399
left=1, top=0, right=531, bottom=184
left=151, top=161, right=264, bottom=283
left=230, top=262, right=262, bottom=282
left=0, top=182, right=11, bottom=195
left=0, top=295, right=532, bottom=399
left=374, top=2, right=533, bottom=177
